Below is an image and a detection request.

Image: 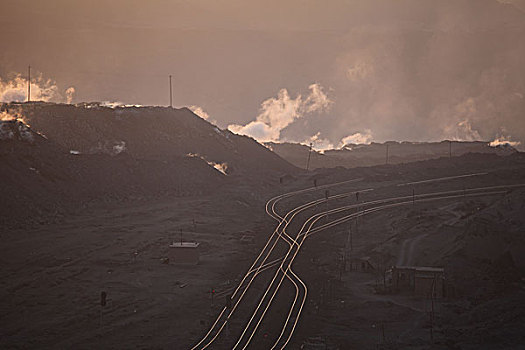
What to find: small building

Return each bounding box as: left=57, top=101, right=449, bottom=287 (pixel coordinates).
left=390, top=266, right=444, bottom=297
left=169, top=242, right=200, bottom=264
left=347, top=257, right=376, bottom=273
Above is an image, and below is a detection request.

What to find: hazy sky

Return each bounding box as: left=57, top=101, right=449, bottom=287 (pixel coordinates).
left=1, top=0, right=524, bottom=149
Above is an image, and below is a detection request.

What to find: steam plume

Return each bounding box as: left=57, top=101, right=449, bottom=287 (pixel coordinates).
left=228, top=83, right=332, bottom=143
left=339, top=130, right=373, bottom=147
left=0, top=74, right=75, bottom=104
left=189, top=105, right=211, bottom=120
left=65, top=87, right=75, bottom=104
left=303, top=132, right=334, bottom=152
left=189, top=105, right=218, bottom=125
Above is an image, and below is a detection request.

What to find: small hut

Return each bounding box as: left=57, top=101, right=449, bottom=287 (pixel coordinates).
left=169, top=242, right=200, bottom=264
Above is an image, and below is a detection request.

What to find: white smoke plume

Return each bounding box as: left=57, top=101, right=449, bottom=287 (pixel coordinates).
left=443, top=119, right=482, bottom=142
left=65, top=87, right=75, bottom=104
left=0, top=74, right=75, bottom=103
left=489, top=128, right=521, bottom=147
left=489, top=137, right=521, bottom=148
left=100, top=101, right=125, bottom=108
left=189, top=105, right=211, bottom=120
left=303, top=132, right=334, bottom=152
left=189, top=105, right=218, bottom=125
left=228, top=83, right=332, bottom=143
left=186, top=153, right=228, bottom=175
left=338, top=130, right=373, bottom=147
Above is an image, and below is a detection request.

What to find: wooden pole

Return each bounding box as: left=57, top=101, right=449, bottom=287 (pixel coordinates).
left=169, top=75, right=173, bottom=108
left=27, top=65, right=31, bottom=102
left=306, top=142, right=313, bottom=171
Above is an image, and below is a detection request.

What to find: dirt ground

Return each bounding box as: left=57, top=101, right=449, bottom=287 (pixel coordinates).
left=2, top=155, right=525, bottom=349
left=0, top=194, right=270, bottom=349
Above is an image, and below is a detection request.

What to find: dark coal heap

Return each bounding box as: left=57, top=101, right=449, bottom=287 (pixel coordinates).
left=0, top=102, right=298, bottom=227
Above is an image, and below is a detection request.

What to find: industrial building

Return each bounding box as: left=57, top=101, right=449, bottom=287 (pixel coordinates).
left=390, top=266, right=445, bottom=298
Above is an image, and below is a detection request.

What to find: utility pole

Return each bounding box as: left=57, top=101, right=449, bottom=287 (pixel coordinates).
left=386, top=144, right=389, bottom=165
left=306, top=142, right=313, bottom=171
left=427, top=275, right=436, bottom=344
left=449, top=140, right=452, bottom=158
left=345, top=225, right=352, bottom=270
left=349, top=227, right=353, bottom=252
left=27, top=65, right=31, bottom=102
left=169, top=75, right=173, bottom=108
left=339, top=255, right=344, bottom=281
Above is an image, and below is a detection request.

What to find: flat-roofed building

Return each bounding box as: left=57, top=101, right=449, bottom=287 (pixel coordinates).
left=169, top=242, right=200, bottom=264
left=391, top=266, right=444, bottom=297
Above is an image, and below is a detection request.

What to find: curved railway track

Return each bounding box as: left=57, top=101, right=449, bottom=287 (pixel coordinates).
left=192, top=178, right=525, bottom=349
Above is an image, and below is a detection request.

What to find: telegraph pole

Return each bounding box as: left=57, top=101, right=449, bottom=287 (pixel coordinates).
left=344, top=225, right=352, bottom=270
left=27, top=65, right=31, bottom=102
left=429, top=276, right=436, bottom=344
left=349, top=227, right=353, bottom=252
left=449, top=140, right=452, bottom=158
left=169, top=75, right=173, bottom=108
left=355, top=212, right=358, bottom=236
left=306, top=142, right=313, bottom=171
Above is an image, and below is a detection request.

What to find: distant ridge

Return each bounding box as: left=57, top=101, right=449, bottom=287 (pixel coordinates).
left=266, top=140, right=517, bottom=170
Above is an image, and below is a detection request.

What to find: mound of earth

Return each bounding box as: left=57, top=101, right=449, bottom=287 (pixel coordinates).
left=0, top=117, right=226, bottom=228
left=1, top=103, right=300, bottom=227
left=8, top=102, right=298, bottom=177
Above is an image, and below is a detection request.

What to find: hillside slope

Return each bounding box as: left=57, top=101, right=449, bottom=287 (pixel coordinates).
left=10, top=102, right=297, bottom=177
left=0, top=117, right=227, bottom=227
left=1, top=103, right=300, bottom=227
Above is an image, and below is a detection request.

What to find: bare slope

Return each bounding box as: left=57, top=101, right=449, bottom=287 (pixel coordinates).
left=1, top=102, right=298, bottom=226
left=11, top=102, right=297, bottom=177
left=0, top=118, right=226, bottom=228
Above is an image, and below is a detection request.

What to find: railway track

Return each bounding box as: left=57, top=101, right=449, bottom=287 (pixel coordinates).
left=192, top=178, right=525, bottom=349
